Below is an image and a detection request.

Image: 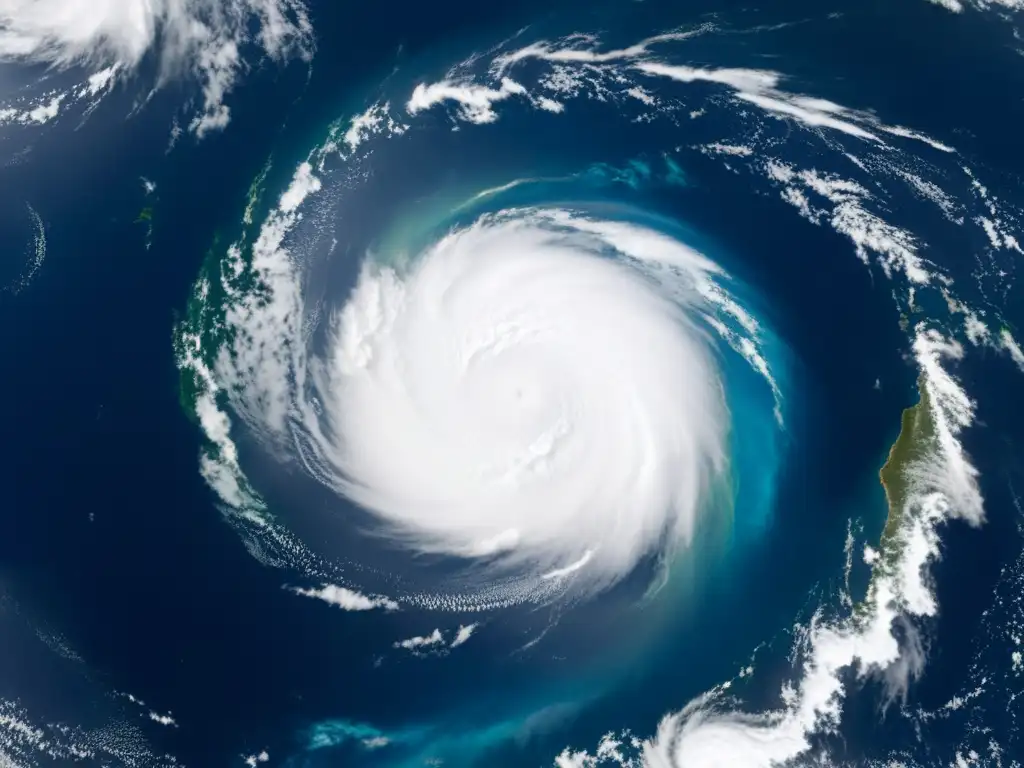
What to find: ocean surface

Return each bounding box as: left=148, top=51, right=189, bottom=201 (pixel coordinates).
left=1, top=1, right=1024, bottom=767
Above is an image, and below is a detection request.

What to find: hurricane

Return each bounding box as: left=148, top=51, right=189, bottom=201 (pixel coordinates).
left=175, top=109, right=797, bottom=617
left=166, top=3, right=1024, bottom=762
left=190, top=198, right=784, bottom=601
left=309, top=210, right=738, bottom=583
left=2, top=1, right=1024, bottom=767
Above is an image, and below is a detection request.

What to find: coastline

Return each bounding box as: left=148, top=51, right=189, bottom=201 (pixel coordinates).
left=876, top=374, right=937, bottom=563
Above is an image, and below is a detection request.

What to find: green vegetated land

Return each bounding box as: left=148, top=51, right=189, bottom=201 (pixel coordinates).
left=877, top=374, right=937, bottom=562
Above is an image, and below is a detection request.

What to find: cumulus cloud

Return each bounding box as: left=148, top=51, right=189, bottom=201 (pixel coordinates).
left=288, top=584, right=399, bottom=612
left=407, top=77, right=528, bottom=124
left=243, top=750, right=270, bottom=767
left=335, top=101, right=408, bottom=155
left=147, top=711, right=177, bottom=727
left=393, top=629, right=445, bottom=651
left=554, top=326, right=985, bottom=768
left=765, top=160, right=933, bottom=284
left=391, top=624, right=480, bottom=653
left=450, top=623, right=478, bottom=647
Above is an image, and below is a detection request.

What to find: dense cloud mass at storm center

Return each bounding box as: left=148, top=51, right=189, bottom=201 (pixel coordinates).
left=297, top=211, right=733, bottom=587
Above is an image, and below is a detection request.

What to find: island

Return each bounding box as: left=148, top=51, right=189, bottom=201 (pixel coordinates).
left=876, top=374, right=936, bottom=565
left=135, top=206, right=154, bottom=249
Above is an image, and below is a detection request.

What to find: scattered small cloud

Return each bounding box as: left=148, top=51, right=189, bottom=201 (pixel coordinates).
left=243, top=750, right=270, bottom=767
left=393, top=629, right=445, bottom=651
left=148, top=711, right=177, bottom=728
left=288, top=584, right=398, bottom=611
left=450, top=623, right=479, bottom=648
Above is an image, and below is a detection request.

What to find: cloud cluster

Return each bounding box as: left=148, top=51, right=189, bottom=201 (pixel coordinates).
left=0, top=0, right=313, bottom=135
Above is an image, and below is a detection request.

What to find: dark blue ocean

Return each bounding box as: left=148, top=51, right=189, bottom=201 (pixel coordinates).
left=2, top=1, right=1023, bottom=766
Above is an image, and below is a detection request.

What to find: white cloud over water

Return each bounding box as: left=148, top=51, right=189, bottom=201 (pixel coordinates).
left=554, top=329, right=986, bottom=768
left=450, top=623, right=479, bottom=647
left=407, top=77, right=528, bottom=124
left=289, top=584, right=399, bottom=611
left=0, top=0, right=313, bottom=134
left=393, top=629, right=445, bottom=651
left=925, top=0, right=1024, bottom=12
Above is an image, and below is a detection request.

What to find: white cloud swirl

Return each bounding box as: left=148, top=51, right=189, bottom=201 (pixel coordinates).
left=295, top=210, right=731, bottom=592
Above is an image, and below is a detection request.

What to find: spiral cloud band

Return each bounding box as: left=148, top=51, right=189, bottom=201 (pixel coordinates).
left=303, top=211, right=729, bottom=587
left=179, top=138, right=784, bottom=598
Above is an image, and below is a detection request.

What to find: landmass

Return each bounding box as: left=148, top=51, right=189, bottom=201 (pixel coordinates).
left=876, top=374, right=937, bottom=563
left=850, top=375, right=937, bottom=619
left=135, top=206, right=154, bottom=249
